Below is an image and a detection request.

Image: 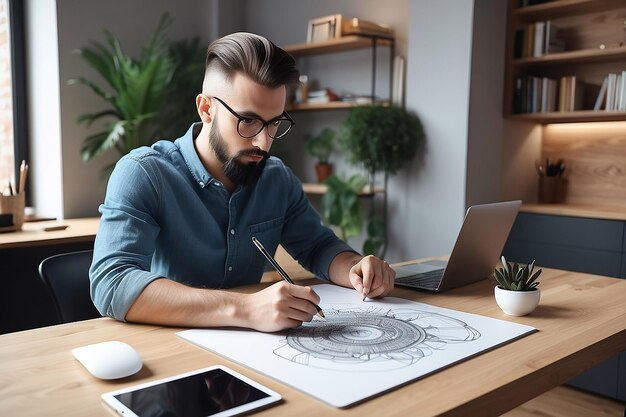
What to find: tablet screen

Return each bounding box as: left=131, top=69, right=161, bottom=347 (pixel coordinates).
left=102, top=366, right=281, bottom=417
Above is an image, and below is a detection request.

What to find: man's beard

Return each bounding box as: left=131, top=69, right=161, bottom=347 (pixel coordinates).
left=209, top=117, right=269, bottom=186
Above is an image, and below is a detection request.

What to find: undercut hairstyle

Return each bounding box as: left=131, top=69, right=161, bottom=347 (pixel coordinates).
left=205, top=32, right=300, bottom=89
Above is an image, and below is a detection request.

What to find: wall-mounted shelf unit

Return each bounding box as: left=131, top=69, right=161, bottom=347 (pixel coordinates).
left=504, top=0, right=626, bottom=123
left=301, top=183, right=384, bottom=197
left=282, top=34, right=394, bottom=112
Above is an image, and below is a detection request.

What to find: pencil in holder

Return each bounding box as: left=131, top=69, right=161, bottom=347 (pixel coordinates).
left=0, top=192, right=25, bottom=231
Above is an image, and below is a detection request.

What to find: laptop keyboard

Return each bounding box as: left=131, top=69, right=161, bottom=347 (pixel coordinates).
left=395, top=269, right=444, bottom=290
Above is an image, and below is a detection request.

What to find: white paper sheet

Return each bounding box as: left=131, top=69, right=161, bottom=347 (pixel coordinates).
left=177, top=284, right=536, bottom=407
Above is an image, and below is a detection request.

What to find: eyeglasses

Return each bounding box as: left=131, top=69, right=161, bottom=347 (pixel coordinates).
left=212, top=96, right=295, bottom=139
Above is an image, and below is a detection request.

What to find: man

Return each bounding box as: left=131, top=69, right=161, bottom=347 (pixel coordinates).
left=90, top=32, right=395, bottom=332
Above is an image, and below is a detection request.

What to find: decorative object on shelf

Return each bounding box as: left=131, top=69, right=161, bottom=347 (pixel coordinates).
left=341, top=17, right=393, bottom=39
left=70, top=14, right=205, bottom=176
left=493, top=256, right=542, bottom=316
left=339, top=104, right=425, bottom=257
left=307, top=14, right=342, bottom=43
left=0, top=160, right=28, bottom=232
left=536, top=158, right=567, bottom=204
left=295, top=75, right=309, bottom=104
left=305, top=128, right=336, bottom=183
left=319, top=174, right=366, bottom=241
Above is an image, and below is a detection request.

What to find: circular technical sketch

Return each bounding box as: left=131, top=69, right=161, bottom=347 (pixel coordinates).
left=273, top=306, right=481, bottom=372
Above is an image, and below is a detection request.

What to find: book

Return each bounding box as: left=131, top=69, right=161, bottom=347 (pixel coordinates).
left=544, top=21, right=565, bottom=54
left=594, top=76, right=608, bottom=111
left=606, top=73, right=617, bottom=111
left=533, top=22, right=545, bottom=57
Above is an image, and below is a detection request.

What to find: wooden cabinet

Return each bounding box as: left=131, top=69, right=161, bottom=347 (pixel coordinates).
left=502, top=209, right=626, bottom=400
left=504, top=0, right=626, bottom=123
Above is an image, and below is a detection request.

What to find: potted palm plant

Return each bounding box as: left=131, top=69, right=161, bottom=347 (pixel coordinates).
left=339, top=104, right=425, bottom=256
left=69, top=14, right=204, bottom=176
left=493, top=256, right=542, bottom=316
left=305, top=128, right=335, bottom=183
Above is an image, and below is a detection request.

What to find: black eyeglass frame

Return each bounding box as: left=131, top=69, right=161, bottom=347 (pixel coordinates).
left=212, top=96, right=295, bottom=139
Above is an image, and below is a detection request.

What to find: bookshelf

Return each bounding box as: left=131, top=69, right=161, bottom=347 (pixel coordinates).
left=504, top=0, right=626, bottom=122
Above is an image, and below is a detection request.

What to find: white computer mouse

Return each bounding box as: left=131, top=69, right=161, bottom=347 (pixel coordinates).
left=72, top=341, right=143, bottom=380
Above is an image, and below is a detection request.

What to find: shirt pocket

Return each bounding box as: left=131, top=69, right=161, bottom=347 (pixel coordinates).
left=248, top=216, right=284, bottom=271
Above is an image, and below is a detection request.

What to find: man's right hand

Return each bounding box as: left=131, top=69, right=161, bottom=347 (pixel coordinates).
left=243, top=281, right=320, bottom=332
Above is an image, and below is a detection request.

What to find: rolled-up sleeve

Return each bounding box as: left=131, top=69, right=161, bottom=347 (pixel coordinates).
left=90, top=155, right=163, bottom=321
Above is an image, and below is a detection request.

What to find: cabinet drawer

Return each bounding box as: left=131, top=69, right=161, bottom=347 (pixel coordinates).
left=503, top=241, right=622, bottom=278
left=618, top=352, right=626, bottom=402
left=509, top=213, right=623, bottom=252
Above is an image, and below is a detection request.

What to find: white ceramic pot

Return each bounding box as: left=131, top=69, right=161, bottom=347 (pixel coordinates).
left=494, top=286, right=541, bottom=316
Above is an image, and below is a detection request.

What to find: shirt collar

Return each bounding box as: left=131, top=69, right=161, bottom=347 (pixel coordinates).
left=177, top=122, right=212, bottom=188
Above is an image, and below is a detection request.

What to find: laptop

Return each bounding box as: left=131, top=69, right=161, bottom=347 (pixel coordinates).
left=394, top=200, right=521, bottom=292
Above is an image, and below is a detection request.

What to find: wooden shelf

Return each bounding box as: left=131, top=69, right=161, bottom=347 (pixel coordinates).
left=512, top=46, right=626, bottom=67
left=283, top=35, right=393, bottom=57
left=503, top=0, right=626, bottom=123
left=507, top=110, right=626, bottom=123
left=302, top=183, right=384, bottom=197
left=512, top=0, right=625, bottom=21
left=286, top=100, right=389, bottom=112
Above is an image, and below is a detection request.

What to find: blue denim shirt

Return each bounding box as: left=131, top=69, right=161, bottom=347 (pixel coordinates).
left=90, top=123, right=355, bottom=320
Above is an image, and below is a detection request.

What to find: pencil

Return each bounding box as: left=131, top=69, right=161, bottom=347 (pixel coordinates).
left=18, top=160, right=26, bottom=194
left=251, top=237, right=325, bottom=319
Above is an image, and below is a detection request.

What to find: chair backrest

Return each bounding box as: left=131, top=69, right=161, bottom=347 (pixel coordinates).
left=38, top=250, right=101, bottom=324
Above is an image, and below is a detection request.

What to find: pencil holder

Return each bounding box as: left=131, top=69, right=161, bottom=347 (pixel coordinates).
left=538, top=177, right=567, bottom=204
left=0, top=192, right=25, bottom=231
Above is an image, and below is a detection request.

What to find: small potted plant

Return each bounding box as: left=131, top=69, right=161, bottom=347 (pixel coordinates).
left=305, top=128, right=335, bottom=183
left=493, top=256, right=542, bottom=316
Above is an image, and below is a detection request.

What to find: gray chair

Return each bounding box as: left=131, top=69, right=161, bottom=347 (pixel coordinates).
left=38, top=250, right=101, bottom=323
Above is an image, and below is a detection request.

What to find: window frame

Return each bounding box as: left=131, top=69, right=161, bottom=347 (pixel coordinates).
left=8, top=0, right=29, bottom=201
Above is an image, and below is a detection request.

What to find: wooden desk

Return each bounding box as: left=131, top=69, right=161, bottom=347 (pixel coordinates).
left=0, top=218, right=100, bottom=333
left=0, top=217, right=100, bottom=249
left=1, top=268, right=625, bottom=416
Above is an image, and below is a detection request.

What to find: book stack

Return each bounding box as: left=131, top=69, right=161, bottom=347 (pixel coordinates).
left=594, top=71, right=626, bottom=111
left=307, top=88, right=339, bottom=104
left=514, top=20, right=565, bottom=58
left=513, top=75, right=587, bottom=113
left=558, top=76, right=584, bottom=112
left=513, top=75, right=558, bottom=113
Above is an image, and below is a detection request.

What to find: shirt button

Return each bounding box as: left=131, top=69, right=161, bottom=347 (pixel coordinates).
left=199, top=181, right=205, bottom=187
left=228, top=266, right=233, bottom=272
left=230, top=229, right=235, bottom=235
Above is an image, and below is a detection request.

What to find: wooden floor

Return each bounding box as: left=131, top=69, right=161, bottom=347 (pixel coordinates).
left=504, top=386, right=625, bottom=417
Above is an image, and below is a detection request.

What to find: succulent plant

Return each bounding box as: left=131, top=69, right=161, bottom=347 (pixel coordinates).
left=494, top=256, right=541, bottom=291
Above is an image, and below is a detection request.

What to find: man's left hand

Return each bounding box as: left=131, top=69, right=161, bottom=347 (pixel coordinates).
left=348, top=255, right=395, bottom=299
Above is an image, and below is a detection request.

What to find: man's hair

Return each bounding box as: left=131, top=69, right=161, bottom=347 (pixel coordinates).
left=205, top=32, right=299, bottom=89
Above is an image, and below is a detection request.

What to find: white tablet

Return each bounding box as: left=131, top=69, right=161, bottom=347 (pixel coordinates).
left=102, top=365, right=282, bottom=417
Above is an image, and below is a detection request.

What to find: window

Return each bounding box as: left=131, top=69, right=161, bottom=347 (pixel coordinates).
left=0, top=0, right=27, bottom=197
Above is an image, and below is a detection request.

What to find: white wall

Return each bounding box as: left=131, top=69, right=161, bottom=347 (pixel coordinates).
left=390, top=0, right=475, bottom=261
